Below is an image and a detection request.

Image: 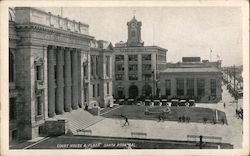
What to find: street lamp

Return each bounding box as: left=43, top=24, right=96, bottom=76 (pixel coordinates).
left=152, top=70, right=155, bottom=98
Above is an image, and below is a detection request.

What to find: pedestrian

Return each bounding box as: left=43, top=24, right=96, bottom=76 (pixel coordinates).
left=223, top=102, right=226, bottom=108
left=186, top=116, right=190, bottom=123
left=158, top=114, right=162, bottom=122
left=203, top=117, right=207, bottom=124
left=179, top=116, right=182, bottom=122
left=182, top=116, right=185, bottom=122
left=124, top=117, right=129, bottom=126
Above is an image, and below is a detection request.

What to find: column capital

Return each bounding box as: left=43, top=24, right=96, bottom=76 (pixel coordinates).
left=48, top=45, right=56, bottom=50
left=64, top=47, right=73, bottom=51
left=56, top=46, right=65, bottom=51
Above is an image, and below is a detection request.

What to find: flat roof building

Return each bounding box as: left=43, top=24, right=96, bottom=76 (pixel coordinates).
left=159, top=57, right=222, bottom=103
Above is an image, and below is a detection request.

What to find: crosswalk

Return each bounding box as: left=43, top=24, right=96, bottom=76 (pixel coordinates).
left=54, top=109, right=104, bottom=134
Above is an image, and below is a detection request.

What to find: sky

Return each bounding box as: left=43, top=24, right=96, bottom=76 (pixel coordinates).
left=41, top=7, right=242, bottom=66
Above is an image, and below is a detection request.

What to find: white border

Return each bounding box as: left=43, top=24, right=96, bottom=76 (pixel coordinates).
left=1, top=0, right=249, bottom=156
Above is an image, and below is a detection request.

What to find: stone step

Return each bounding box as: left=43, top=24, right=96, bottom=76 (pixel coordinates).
left=55, top=109, right=103, bottom=134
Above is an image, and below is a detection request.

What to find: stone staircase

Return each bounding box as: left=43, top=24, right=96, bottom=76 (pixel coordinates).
left=54, top=109, right=104, bottom=134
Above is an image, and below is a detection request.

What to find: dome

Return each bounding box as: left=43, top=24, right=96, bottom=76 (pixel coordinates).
left=9, top=8, right=15, bottom=22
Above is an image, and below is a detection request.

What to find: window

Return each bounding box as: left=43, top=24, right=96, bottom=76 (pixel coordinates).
left=115, top=55, right=124, bottom=62
left=106, top=56, right=110, bottom=77
left=142, top=74, right=152, bottom=81
left=115, top=74, right=124, bottom=80
left=142, top=54, right=151, bottom=61
left=36, top=96, right=42, bottom=116
left=131, top=30, right=136, bottom=37
left=165, top=80, right=171, bottom=96
left=97, top=84, right=100, bottom=96
left=197, top=79, right=205, bottom=97
left=128, top=55, right=138, bottom=61
left=107, top=82, right=109, bottom=95
left=187, top=79, right=194, bottom=96
left=176, top=79, right=184, bottom=96
left=92, top=84, right=95, bottom=97
left=210, top=79, right=216, bottom=97
left=83, top=64, right=88, bottom=78
left=96, top=56, right=99, bottom=76
left=128, top=64, right=138, bottom=71
left=142, top=64, right=151, bottom=71
left=116, top=64, right=124, bottom=71
left=9, top=50, right=14, bottom=82
left=129, top=74, right=138, bottom=80
left=36, top=65, right=43, bottom=81
left=91, top=56, right=95, bottom=76
left=9, top=98, right=16, bottom=120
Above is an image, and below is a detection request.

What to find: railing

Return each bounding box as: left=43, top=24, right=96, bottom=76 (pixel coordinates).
left=187, top=135, right=222, bottom=144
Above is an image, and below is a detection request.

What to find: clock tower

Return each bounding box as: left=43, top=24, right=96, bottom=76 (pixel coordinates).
left=127, top=16, right=144, bottom=47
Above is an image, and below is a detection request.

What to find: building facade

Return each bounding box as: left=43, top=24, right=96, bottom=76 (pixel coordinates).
left=159, top=57, right=222, bottom=103
left=8, top=7, right=113, bottom=143
left=113, top=16, right=167, bottom=99
left=89, top=40, right=114, bottom=108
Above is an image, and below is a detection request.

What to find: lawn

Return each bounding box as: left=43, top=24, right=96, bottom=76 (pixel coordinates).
left=101, top=105, right=227, bottom=124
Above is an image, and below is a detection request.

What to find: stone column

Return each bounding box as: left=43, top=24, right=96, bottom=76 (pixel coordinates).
left=138, top=54, right=142, bottom=81
left=43, top=45, right=49, bottom=119
left=184, top=79, right=187, bottom=96
left=71, top=49, right=79, bottom=110
left=64, top=48, right=72, bottom=112
left=194, top=78, right=197, bottom=97
left=56, top=47, right=64, bottom=114
left=48, top=45, right=56, bottom=117
left=78, top=50, right=82, bottom=108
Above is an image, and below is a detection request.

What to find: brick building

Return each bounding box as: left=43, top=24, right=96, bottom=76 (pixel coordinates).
left=113, top=16, right=167, bottom=99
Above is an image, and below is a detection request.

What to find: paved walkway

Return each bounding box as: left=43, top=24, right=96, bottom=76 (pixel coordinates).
left=87, top=85, right=243, bottom=148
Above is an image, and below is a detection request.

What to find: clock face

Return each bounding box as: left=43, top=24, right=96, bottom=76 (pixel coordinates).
left=131, top=23, right=136, bottom=28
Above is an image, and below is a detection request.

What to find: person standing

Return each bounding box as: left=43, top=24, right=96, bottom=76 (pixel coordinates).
left=124, top=117, right=129, bottom=126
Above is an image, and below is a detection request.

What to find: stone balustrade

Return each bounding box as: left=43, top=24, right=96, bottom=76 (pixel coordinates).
left=15, top=7, right=89, bottom=35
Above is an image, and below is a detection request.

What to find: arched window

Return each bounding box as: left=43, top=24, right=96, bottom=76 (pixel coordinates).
left=9, top=50, right=14, bottom=82
left=129, top=85, right=139, bottom=98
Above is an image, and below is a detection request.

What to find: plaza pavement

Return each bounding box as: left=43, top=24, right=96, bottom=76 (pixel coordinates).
left=86, top=85, right=243, bottom=148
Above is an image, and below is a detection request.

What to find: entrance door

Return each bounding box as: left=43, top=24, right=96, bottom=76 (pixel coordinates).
left=129, top=85, right=139, bottom=98
left=142, top=85, right=152, bottom=97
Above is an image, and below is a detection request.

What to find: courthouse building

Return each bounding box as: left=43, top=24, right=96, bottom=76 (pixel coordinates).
left=9, top=7, right=113, bottom=143
left=159, top=57, right=222, bottom=103
left=113, top=16, right=167, bottom=99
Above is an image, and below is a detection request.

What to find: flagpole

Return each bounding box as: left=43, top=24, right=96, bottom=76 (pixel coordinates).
left=61, top=7, right=63, bottom=17
left=210, top=49, right=212, bottom=62
left=153, top=24, right=155, bottom=46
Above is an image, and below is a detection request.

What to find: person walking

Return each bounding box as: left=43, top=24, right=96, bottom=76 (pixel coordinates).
left=223, top=102, right=226, bottom=108
left=124, top=117, right=129, bottom=126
